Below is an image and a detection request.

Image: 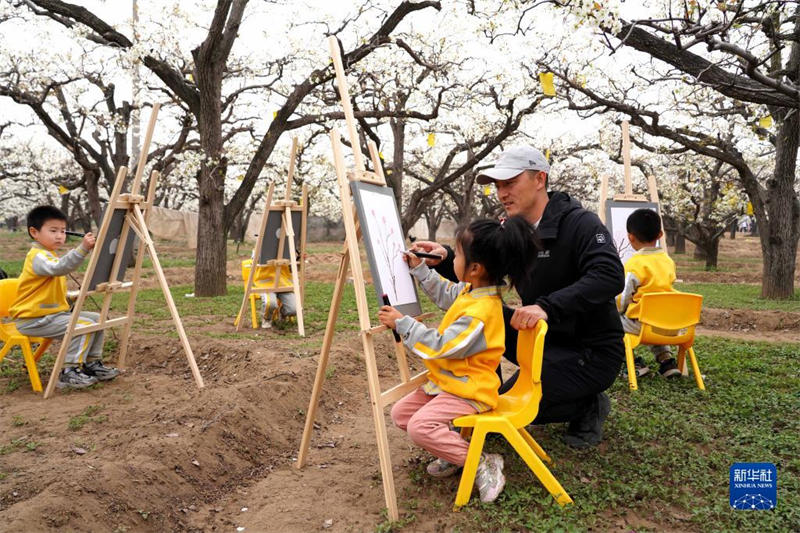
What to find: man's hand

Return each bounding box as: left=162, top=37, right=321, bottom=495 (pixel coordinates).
left=378, top=305, right=403, bottom=330
left=410, top=241, right=447, bottom=266
left=510, top=304, right=548, bottom=330
left=82, top=232, right=96, bottom=251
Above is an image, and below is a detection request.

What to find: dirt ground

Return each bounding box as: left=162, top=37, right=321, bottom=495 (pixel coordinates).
left=1, top=235, right=798, bottom=532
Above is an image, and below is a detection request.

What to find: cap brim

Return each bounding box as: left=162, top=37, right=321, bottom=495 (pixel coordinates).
left=475, top=167, right=526, bottom=185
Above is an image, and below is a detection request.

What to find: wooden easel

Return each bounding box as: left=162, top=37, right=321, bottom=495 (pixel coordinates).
left=599, top=121, right=668, bottom=252
left=296, top=36, right=433, bottom=521
left=43, top=104, right=204, bottom=399
left=234, top=137, right=308, bottom=336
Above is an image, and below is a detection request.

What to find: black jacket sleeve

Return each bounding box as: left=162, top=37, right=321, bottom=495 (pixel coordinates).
left=534, top=211, right=624, bottom=323
left=431, top=244, right=458, bottom=283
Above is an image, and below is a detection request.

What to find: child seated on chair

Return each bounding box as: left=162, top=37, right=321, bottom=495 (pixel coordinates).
left=378, top=216, right=539, bottom=503
left=9, top=206, right=119, bottom=389
left=618, top=208, right=680, bottom=378
left=249, top=256, right=297, bottom=329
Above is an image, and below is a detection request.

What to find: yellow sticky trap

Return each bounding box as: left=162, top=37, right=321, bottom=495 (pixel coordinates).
left=187, top=73, right=194, bottom=83
left=427, top=133, right=435, bottom=147
left=483, top=185, right=492, bottom=196
left=273, top=111, right=278, bottom=120
left=545, top=149, right=551, bottom=161
left=237, top=175, right=244, bottom=181
left=379, top=151, right=384, bottom=160
left=58, top=185, right=69, bottom=195
left=759, top=115, right=773, bottom=128
left=539, top=72, right=556, bottom=96
left=746, top=202, right=753, bottom=215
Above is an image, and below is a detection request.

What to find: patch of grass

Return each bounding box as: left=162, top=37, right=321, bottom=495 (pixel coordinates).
left=68, top=405, right=107, bottom=430
left=675, top=282, right=800, bottom=312
left=324, top=365, right=336, bottom=379
left=0, top=436, right=40, bottom=455
left=11, top=415, right=26, bottom=427
left=375, top=509, right=417, bottom=533
left=403, top=336, right=800, bottom=531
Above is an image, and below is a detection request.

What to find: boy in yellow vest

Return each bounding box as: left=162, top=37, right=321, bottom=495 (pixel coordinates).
left=10, top=206, right=119, bottom=389
left=617, top=209, right=680, bottom=378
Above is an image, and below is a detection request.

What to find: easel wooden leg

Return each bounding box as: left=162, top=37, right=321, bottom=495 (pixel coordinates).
left=363, top=332, right=400, bottom=520
left=283, top=206, right=305, bottom=337
left=297, top=250, right=351, bottom=468
left=133, top=207, right=204, bottom=389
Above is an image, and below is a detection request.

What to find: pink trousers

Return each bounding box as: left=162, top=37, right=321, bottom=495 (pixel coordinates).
left=391, top=387, right=477, bottom=466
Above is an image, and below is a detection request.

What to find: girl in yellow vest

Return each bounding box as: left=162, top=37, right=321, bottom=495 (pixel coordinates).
left=379, top=216, right=539, bottom=503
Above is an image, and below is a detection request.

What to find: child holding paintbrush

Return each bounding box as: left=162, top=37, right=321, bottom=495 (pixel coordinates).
left=378, top=216, right=539, bottom=503
left=10, top=206, right=119, bottom=389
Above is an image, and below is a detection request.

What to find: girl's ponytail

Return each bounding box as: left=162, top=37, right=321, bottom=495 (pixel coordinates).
left=456, top=215, right=540, bottom=288
left=497, top=215, right=540, bottom=289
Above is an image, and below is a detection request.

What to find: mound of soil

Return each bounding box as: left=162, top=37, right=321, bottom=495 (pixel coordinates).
left=0, top=329, right=433, bottom=532
left=700, top=308, right=800, bottom=342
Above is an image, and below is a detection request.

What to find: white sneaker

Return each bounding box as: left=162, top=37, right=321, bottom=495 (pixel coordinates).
left=475, top=454, right=505, bottom=503
left=261, top=319, right=272, bottom=329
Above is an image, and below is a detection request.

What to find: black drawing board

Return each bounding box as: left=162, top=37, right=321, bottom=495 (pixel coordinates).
left=258, top=210, right=303, bottom=263
left=88, top=206, right=136, bottom=291
left=604, top=200, right=660, bottom=264
left=349, top=181, right=421, bottom=317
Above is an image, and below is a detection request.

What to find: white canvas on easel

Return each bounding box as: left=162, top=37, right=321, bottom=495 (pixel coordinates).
left=234, top=136, right=307, bottom=335
left=295, top=36, right=433, bottom=521
left=599, top=121, right=668, bottom=263
left=43, top=104, right=204, bottom=398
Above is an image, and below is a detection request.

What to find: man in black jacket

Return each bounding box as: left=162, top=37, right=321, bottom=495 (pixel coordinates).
left=416, top=146, right=625, bottom=448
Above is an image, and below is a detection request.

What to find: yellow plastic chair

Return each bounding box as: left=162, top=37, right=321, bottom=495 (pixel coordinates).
left=453, top=320, right=573, bottom=509
left=234, top=259, right=265, bottom=329
left=623, top=291, right=705, bottom=391
left=0, top=278, right=53, bottom=392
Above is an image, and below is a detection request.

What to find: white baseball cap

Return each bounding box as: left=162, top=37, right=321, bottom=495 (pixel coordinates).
left=476, top=146, right=551, bottom=184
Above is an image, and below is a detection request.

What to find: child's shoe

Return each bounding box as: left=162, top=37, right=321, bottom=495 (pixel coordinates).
left=57, top=367, right=99, bottom=389
left=622, top=356, right=649, bottom=378
left=83, top=360, right=120, bottom=381
left=658, top=358, right=681, bottom=378
left=475, top=454, right=505, bottom=503
left=426, top=458, right=460, bottom=478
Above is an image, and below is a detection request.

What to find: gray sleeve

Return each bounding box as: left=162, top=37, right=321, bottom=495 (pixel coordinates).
left=409, top=263, right=465, bottom=311
left=618, top=272, right=641, bottom=314
left=31, top=247, right=88, bottom=277
left=395, top=314, right=486, bottom=360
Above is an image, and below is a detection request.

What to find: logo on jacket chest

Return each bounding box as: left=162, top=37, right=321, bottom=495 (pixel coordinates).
left=537, top=249, right=551, bottom=259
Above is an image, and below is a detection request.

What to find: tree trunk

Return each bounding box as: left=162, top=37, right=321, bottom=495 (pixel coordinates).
left=195, top=173, right=228, bottom=296
left=85, top=170, right=103, bottom=227
left=665, top=229, right=676, bottom=246
left=674, top=233, right=686, bottom=254
left=729, top=220, right=736, bottom=239
left=759, top=108, right=800, bottom=298
left=704, top=238, right=720, bottom=270
left=426, top=218, right=437, bottom=241
left=693, top=245, right=706, bottom=261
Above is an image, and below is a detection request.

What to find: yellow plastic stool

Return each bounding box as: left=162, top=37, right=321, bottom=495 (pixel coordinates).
left=0, top=278, right=53, bottom=392
left=453, top=321, right=573, bottom=508
left=234, top=259, right=266, bottom=329
left=624, top=291, right=705, bottom=391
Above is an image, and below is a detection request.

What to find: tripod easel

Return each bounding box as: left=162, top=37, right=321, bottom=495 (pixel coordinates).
left=234, top=137, right=307, bottom=335
left=43, top=104, right=204, bottom=398
left=295, top=36, right=433, bottom=521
